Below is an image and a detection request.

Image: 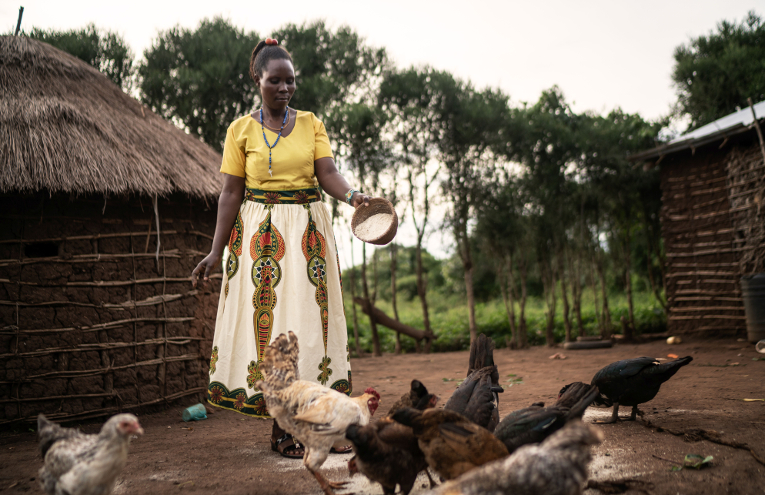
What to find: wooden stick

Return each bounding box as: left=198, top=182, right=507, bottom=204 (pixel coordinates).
left=0, top=291, right=197, bottom=308
left=669, top=306, right=744, bottom=312
left=0, top=387, right=206, bottom=425
left=0, top=335, right=201, bottom=358
left=0, top=316, right=196, bottom=336
left=0, top=229, right=215, bottom=245
left=669, top=314, right=747, bottom=321
left=0, top=354, right=199, bottom=384
left=0, top=274, right=221, bottom=287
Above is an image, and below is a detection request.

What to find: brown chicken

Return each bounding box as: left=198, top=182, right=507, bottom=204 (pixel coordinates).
left=386, top=379, right=440, bottom=417
left=392, top=407, right=508, bottom=481
left=426, top=420, right=603, bottom=495
left=256, top=332, right=380, bottom=495
left=347, top=380, right=439, bottom=494
left=444, top=334, right=503, bottom=432
left=37, top=413, right=143, bottom=495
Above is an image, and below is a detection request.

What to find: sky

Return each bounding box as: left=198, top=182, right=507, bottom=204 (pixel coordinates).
left=2, top=0, right=762, bottom=266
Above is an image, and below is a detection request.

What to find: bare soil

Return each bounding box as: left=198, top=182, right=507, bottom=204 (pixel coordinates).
left=1, top=338, right=764, bottom=495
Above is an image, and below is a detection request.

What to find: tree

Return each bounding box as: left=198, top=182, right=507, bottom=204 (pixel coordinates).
left=328, top=103, right=391, bottom=356
left=273, top=21, right=388, bottom=119
left=432, top=73, right=511, bottom=344
left=28, top=24, right=135, bottom=92
left=673, top=11, right=765, bottom=129
left=379, top=66, right=445, bottom=352
left=139, top=17, right=260, bottom=152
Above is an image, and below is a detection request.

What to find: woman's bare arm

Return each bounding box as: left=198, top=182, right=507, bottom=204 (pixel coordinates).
left=191, top=174, right=246, bottom=288
left=314, top=157, right=370, bottom=208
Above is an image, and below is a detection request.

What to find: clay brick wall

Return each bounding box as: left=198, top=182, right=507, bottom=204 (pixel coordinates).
left=0, top=192, right=220, bottom=426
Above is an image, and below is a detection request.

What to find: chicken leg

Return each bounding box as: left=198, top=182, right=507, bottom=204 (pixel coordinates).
left=309, top=468, right=348, bottom=495
left=594, top=402, right=620, bottom=424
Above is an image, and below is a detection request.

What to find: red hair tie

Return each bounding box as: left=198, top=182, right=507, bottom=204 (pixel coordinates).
left=265, top=38, right=278, bottom=45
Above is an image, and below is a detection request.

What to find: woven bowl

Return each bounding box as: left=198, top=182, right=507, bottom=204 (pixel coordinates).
left=351, top=197, right=398, bottom=245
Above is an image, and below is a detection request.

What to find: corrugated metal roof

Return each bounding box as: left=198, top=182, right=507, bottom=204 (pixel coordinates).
left=629, top=100, right=765, bottom=162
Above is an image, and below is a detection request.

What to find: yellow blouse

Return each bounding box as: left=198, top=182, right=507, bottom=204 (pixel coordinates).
left=220, top=110, right=333, bottom=190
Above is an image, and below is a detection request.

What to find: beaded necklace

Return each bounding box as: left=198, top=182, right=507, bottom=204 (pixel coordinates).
left=260, top=107, right=289, bottom=177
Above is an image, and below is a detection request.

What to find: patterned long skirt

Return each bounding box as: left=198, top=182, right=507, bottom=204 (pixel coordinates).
left=207, top=188, right=351, bottom=417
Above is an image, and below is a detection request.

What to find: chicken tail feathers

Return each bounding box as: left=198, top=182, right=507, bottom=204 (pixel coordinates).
left=564, top=385, right=600, bottom=421
left=468, top=333, right=495, bottom=375
left=261, top=332, right=300, bottom=390
left=37, top=414, right=69, bottom=458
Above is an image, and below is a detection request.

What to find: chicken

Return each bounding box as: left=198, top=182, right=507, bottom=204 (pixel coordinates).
left=347, top=380, right=439, bottom=495
left=426, top=420, right=603, bottom=495
left=590, top=356, right=693, bottom=423
left=255, top=332, right=380, bottom=495
left=444, top=334, right=503, bottom=432
left=346, top=418, right=428, bottom=495
left=494, top=383, right=598, bottom=454
left=37, top=413, right=143, bottom=495
left=386, top=379, right=440, bottom=417
left=392, top=407, right=508, bottom=481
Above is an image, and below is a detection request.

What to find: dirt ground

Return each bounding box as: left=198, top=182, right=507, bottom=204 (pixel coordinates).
left=1, top=338, right=764, bottom=495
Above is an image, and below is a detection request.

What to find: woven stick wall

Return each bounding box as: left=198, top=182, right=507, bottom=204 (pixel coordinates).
left=660, top=146, right=747, bottom=336
left=726, top=144, right=765, bottom=275
left=0, top=193, right=219, bottom=425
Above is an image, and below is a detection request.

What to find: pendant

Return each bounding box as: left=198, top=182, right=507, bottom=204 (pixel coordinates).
left=269, top=169, right=273, bottom=177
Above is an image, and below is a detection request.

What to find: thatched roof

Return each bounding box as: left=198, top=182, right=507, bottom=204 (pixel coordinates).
left=0, top=36, right=223, bottom=198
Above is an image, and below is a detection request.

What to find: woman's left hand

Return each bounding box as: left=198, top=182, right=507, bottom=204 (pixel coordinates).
left=351, top=192, right=371, bottom=208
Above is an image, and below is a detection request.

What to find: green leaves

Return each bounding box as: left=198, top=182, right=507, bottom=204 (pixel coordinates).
left=672, top=454, right=714, bottom=471
left=138, top=17, right=260, bottom=152
left=672, top=11, right=765, bottom=129
left=27, top=24, right=135, bottom=92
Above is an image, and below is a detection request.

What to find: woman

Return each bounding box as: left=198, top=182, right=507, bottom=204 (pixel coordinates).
left=191, top=38, right=369, bottom=458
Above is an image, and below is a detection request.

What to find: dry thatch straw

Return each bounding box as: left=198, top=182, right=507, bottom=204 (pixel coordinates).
left=0, top=35, right=222, bottom=198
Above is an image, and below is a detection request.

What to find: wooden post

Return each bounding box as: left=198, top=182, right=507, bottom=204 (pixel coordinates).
left=14, top=7, right=24, bottom=36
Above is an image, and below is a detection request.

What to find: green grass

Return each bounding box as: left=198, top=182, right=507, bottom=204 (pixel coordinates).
left=344, top=288, right=666, bottom=355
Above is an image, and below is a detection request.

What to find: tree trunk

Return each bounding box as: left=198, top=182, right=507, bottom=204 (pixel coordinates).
left=390, top=243, right=401, bottom=353
left=623, top=231, right=636, bottom=331
left=457, top=225, right=477, bottom=344
left=589, top=253, right=601, bottom=336
left=543, top=259, right=557, bottom=347
left=518, top=257, right=529, bottom=348
left=596, top=253, right=612, bottom=339
left=414, top=236, right=432, bottom=353
left=571, top=249, right=584, bottom=336
left=558, top=251, right=573, bottom=342
left=464, top=261, right=477, bottom=344
left=353, top=297, right=434, bottom=342
left=349, top=239, right=363, bottom=357
left=361, top=243, right=381, bottom=357
left=499, top=255, right=517, bottom=348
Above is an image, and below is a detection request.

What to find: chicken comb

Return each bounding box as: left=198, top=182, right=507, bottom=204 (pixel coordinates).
left=364, top=387, right=380, bottom=400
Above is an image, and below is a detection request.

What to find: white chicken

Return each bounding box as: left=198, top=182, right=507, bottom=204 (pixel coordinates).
left=37, top=413, right=143, bottom=495
left=256, top=331, right=380, bottom=495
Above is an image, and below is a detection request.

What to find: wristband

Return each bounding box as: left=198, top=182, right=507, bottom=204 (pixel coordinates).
left=345, top=188, right=357, bottom=205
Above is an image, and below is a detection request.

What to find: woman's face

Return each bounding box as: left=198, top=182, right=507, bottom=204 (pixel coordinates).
left=256, top=59, right=296, bottom=111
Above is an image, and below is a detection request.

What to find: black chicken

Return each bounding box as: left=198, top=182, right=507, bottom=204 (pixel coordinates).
left=590, top=356, right=693, bottom=423
left=444, top=334, right=503, bottom=432
left=493, top=382, right=598, bottom=454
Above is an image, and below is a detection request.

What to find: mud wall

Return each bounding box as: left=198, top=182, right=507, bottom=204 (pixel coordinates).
left=0, top=192, right=220, bottom=425
left=659, top=142, right=748, bottom=336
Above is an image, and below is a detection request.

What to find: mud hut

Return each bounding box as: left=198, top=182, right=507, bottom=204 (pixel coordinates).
left=630, top=101, right=765, bottom=337
left=0, top=36, right=224, bottom=425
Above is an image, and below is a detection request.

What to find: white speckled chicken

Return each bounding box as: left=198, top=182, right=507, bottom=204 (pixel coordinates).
left=256, top=332, right=380, bottom=495
left=37, top=413, right=143, bottom=495
left=426, top=420, right=603, bottom=495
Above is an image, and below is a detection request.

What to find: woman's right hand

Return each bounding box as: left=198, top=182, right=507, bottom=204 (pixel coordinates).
left=191, top=253, right=222, bottom=289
